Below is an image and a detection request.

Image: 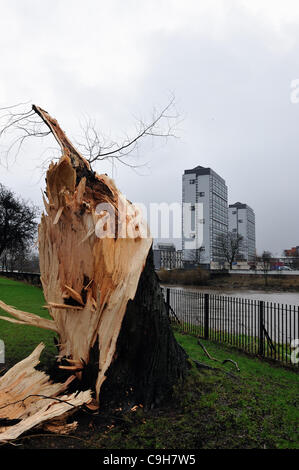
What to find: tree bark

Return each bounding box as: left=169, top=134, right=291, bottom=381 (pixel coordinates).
left=100, top=249, right=189, bottom=409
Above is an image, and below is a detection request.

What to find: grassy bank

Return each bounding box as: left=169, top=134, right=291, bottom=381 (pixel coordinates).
left=158, top=267, right=210, bottom=286
left=158, top=268, right=299, bottom=291
left=209, top=273, right=299, bottom=292
left=0, top=276, right=298, bottom=449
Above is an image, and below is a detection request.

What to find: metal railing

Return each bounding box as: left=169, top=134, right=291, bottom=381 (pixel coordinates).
left=163, top=287, right=299, bottom=367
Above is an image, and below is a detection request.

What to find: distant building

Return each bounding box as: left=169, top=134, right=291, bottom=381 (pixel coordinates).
left=284, top=246, right=299, bottom=257
left=228, top=202, right=256, bottom=261
left=156, top=243, right=176, bottom=251
left=153, top=243, right=183, bottom=270
left=182, top=165, right=228, bottom=269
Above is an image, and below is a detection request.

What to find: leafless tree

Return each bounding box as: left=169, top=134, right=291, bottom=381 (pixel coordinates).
left=218, top=231, right=245, bottom=269
left=258, top=250, right=272, bottom=286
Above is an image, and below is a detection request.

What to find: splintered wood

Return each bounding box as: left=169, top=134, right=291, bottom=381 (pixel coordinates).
left=0, top=343, right=92, bottom=442
left=0, top=104, right=152, bottom=428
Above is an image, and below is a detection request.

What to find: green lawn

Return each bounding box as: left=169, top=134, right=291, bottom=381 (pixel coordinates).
left=175, top=320, right=293, bottom=367
left=0, top=276, right=298, bottom=449
left=90, top=333, right=298, bottom=450
left=172, top=331, right=299, bottom=449
left=0, top=276, right=56, bottom=366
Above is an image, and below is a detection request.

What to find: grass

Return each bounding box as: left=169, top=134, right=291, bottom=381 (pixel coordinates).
left=0, top=276, right=56, bottom=366
left=174, top=333, right=299, bottom=449
left=173, top=321, right=294, bottom=366
left=0, top=276, right=298, bottom=449
left=78, top=333, right=298, bottom=450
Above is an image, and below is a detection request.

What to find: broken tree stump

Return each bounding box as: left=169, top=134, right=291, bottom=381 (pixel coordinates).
left=0, top=105, right=188, bottom=432
left=0, top=343, right=92, bottom=442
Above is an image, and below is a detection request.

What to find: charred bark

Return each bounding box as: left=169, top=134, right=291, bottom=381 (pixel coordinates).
left=100, top=249, right=189, bottom=410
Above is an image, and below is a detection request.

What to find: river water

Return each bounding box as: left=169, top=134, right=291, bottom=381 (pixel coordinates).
left=163, top=285, right=299, bottom=306
left=162, top=285, right=299, bottom=346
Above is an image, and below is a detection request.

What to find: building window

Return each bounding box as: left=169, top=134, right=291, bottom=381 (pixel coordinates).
left=189, top=179, right=195, bottom=184
left=232, top=211, right=236, bottom=214
left=199, top=219, right=205, bottom=224
left=238, top=219, right=243, bottom=223
left=190, top=205, right=195, bottom=211
left=232, top=228, right=237, bottom=232
left=199, top=192, right=205, bottom=197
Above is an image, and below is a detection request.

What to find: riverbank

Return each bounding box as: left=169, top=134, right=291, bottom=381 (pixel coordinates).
left=157, top=268, right=299, bottom=292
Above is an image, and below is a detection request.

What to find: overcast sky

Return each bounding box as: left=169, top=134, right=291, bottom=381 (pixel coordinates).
left=1, top=0, right=299, bottom=256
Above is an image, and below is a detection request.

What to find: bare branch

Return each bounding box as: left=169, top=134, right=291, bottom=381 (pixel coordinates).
left=75, top=94, right=180, bottom=169
left=0, top=103, right=53, bottom=168
left=0, top=96, right=180, bottom=172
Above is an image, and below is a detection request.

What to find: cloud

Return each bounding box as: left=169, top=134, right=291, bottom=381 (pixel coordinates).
left=1, top=0, right=299, bottom=255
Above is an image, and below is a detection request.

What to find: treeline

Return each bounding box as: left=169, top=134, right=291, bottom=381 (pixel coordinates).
left=0, top=183, right=40, bottom=273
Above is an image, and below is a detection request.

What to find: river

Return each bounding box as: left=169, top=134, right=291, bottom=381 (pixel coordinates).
left=163, top=285, right=299, bottom=306
left=162, top=285, right=299, bottom=346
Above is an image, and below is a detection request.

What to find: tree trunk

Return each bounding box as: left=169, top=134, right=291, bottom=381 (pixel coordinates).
left=100, top=249, right=188, bottom=409
left=0, top=105, right=188, bottom=440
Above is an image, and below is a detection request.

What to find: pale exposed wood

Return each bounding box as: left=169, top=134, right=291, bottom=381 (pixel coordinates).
left=63, top=285, right=84, bottom=305
left=0, top=301, right=58, bottom=332
left=53, top=206, right=64, bottom=225
left=42, top=419, right=78, bottom=435
left=0, top=344, right=92, bottom=442
left=58, top=365, right=83, bottom=371
left=65, top=358, right=83, bottom=365
left=44, top=302, right=84, bottom=310
left=0, top=105, right=152, bottom=405
left=35, top=105, right=152, bottom=400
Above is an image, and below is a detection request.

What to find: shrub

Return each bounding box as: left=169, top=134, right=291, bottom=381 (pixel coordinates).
left=157, top=267, right=210, bottom=285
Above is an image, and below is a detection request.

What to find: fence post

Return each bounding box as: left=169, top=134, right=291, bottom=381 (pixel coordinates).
left=204, top=293, right=209, bottom=339
left=259, top=300, right=265, bottom=356
left=166, top=288, right=170, bottom=320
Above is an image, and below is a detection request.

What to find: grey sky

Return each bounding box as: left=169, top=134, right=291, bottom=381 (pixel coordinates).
left=1, top=0, right=299, bottom=256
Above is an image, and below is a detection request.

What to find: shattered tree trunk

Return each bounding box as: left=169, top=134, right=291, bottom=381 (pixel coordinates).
left=0, top=344, right=92, bottom=442
left=0, top=105, right=188, bottom=420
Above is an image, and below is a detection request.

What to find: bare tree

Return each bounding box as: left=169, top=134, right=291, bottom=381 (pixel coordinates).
left=218, top=231, right=245, bottom=269
left=0, top=183, right=39, bottom=262
left=259, top=250, right=272, bottom=287
left=183, top=246, right=205, bottom=268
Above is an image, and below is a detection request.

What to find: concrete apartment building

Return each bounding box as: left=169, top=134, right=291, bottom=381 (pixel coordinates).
left=153, top=243, right=183, bottom=270
left=182, top=165, right=228, bottom=269
left=228, top=202, right=256, bottom=262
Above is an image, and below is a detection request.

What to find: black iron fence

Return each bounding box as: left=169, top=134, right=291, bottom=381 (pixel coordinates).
left=163, top=287, right=299, bottom=367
